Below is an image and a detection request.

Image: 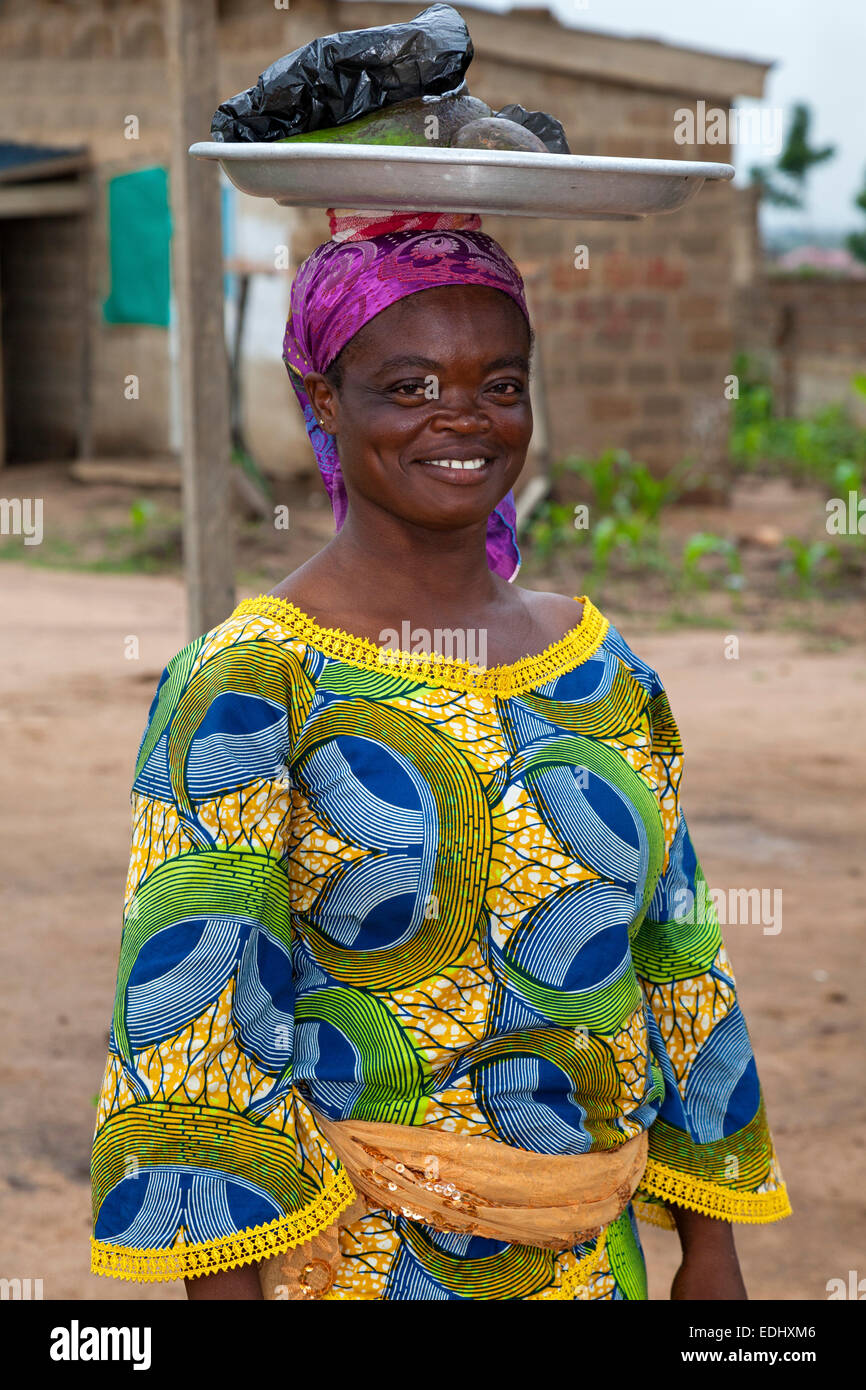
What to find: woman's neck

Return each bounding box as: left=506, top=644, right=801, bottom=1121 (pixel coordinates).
left=324, top=509, right=503, bottom=615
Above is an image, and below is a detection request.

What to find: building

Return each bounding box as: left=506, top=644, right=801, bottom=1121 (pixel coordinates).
left=0, top=0, right=772, bottom=481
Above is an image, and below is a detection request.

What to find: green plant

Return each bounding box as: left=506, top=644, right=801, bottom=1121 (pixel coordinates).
left=833, top=459, right=863, bottom=497
left=129, top=498, right=157, bottom=535
left=557, top=448, right=683, bottom=520
left=523, top=500, right=577, bottom=563
left=559, top=449, right=623, bottom=512
left=780, top=537, right=840, bottom=594
left=524, top=448, right=685, bottom=597
left=589, top=513, right=672, bottom=589
left=680, top=532, right=743, bottom=590
left=730, top=361, right=866, bottom=485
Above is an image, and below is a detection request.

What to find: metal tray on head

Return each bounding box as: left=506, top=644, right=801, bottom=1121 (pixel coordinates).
left=189, top=143, right=735, bottom=220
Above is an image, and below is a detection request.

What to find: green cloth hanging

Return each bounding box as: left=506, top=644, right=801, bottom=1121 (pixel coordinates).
left=102, top=166, right=171, bottom=326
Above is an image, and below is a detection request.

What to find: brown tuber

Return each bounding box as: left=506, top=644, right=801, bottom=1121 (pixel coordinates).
left=451, top=118, right=549, bottom=153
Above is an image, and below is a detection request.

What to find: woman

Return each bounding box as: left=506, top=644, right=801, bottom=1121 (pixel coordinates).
left=90, top=211, right=790, bottom=1300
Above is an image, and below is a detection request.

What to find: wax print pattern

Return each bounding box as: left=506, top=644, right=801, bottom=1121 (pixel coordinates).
left=325, top=1201, right=647, bottom=1301
left=90, top=594, right=790, bottom=1297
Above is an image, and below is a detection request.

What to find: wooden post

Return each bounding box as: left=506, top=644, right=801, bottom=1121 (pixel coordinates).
left=78, top=167, right=97, bottom=461
left=0, top=259, right=5, bottom=468
left=165, top=0, right=234, bottom=638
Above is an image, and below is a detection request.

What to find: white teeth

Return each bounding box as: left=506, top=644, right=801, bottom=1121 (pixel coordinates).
left=420, top=458, right=488, bottom=470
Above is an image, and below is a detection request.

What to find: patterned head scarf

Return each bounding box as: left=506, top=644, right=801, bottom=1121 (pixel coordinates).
left=282, top=211, right=530, bottom=580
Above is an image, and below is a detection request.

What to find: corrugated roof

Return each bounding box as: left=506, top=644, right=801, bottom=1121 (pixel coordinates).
left=0, top=142, right=89, bottom=183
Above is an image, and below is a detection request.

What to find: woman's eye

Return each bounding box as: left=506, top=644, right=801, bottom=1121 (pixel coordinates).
left=390, top=381, right=428, bottom=397
left=386, top=378, right=526, bottom=400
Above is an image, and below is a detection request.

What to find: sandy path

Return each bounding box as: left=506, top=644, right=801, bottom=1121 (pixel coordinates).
left=1, top=564, right=862, bottom=1301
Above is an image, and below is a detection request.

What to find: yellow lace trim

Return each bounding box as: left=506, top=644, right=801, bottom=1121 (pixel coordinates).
left=544, top=1227, right=608, bottom=1301
left=633, top=1198, right=676, bottom=1230
left=90, top=1166, right=357, bottom=1284
left=231, top=594, right=609, bottom=698
left=640, top=1160, right=792, bottom=1226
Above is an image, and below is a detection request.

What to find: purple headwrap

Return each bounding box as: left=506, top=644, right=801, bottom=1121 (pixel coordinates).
left=281, top=216, right=530, bottom=580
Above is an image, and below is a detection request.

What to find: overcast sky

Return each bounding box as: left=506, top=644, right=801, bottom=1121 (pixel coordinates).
left=461, top=0, right=865, bottom=236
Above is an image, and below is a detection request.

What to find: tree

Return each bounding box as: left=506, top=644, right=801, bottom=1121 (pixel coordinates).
left=749, top=102, right=836, bottom=210
left=747, top=165, right=801, bottom=208
left=776, top=103, right=836, bottom=187
left=845, top=167, right=866, bottom=264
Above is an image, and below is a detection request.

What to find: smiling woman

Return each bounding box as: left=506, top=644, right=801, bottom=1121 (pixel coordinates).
left=281, top=215, right=533, bottom=586
left=89, top=208, right=790, bottom=1302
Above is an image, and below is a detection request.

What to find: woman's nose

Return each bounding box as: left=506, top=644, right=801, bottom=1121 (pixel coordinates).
left=429, top=391, right=490, bottom=429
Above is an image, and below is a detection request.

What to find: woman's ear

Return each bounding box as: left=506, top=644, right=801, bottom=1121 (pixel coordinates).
left=303, top=372, right=339, bottom=434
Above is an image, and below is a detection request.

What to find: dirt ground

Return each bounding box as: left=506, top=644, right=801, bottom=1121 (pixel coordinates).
left=1, top=558, right=864, bottom=1302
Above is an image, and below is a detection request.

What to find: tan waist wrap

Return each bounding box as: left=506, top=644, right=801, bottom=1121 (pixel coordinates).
left=258, top=1116, right=647, bottom=1299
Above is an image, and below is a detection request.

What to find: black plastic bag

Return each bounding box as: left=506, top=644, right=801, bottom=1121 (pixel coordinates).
left=492, top=104, right=571, bottom=155
left=211, top=4, right=473, bottom=143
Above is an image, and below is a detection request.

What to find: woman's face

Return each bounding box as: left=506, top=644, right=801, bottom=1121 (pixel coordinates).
left=304, top=284, right=532, bottom=536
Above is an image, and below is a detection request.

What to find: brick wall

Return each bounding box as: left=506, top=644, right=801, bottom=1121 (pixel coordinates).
left=0, top=7, right=174, bottom=461
left=476, top=75, right=738, bottom=476
left=0, top=0, right=757, bottom=478
left=735, top=274, right=866, bottom=427
left=228, top=1, right=745, bottom=479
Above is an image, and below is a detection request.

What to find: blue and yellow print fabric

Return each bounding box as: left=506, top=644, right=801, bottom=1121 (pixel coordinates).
left=90, top=594, right=790, bottom=1296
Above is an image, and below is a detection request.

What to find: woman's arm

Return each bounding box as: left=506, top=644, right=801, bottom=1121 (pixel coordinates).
left=669, top=1209, right=747, bottom=1300
left=625, top=682, right=790, bottom=1293
left=185, top=1265, right=264, bottom=1301
left=89, top=623, right=353, bottom=1297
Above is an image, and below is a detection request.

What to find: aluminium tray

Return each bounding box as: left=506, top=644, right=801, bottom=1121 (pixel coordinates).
left=189, top=142, right=735, bottom=221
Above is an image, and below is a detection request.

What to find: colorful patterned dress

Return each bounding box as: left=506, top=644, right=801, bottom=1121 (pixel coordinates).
left=90, top=593, right=790, bottom=1299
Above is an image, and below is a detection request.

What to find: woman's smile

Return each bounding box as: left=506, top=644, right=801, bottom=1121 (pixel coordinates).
left=302, top=283, right=533, bottom=535
left=409, top=453, right=497, bottom=483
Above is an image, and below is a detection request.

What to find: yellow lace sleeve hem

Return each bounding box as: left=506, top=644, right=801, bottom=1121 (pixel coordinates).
left=90, top=1165, right=358, bottom=1284
left=637, top=1159, right=792, bottom=1226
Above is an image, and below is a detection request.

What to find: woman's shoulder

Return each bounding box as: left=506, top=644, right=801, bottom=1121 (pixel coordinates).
left=145, top=597, right=313, bottom=716
left=519, top=586, right=665, bottom=696
left=513, top=586, right=584, bottom=631
left=133, top=601, right=316, bottom=787
left=595, top=613, right=665, bottom=697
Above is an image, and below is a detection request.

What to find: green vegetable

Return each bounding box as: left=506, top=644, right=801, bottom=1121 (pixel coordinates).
left=279, top=95, right=492, bottom=148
